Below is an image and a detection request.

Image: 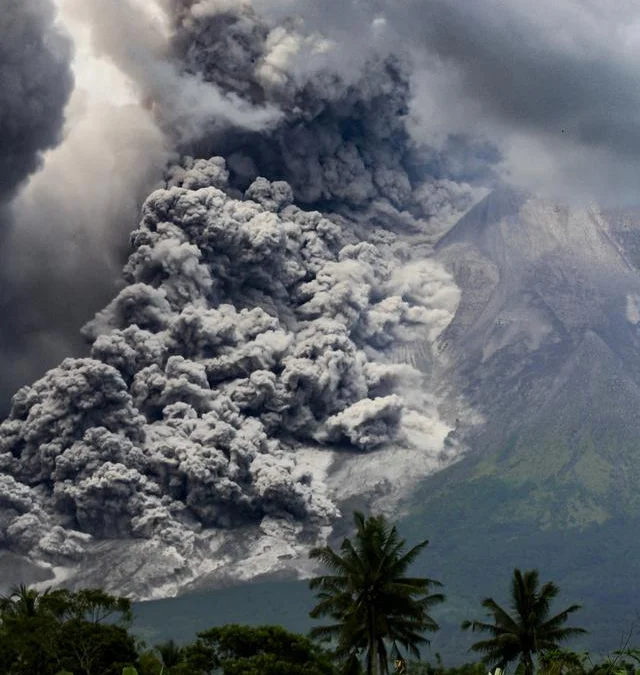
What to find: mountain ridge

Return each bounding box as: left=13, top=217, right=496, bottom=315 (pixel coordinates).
left=391, top=187, right=640, bottom=657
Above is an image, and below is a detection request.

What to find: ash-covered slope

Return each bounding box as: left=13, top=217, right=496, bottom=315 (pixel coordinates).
left=399, top=191, right=640, bottom=656
left=432, top=188, right=640, bottom=516
left=437, top=188, right=640, bottom=429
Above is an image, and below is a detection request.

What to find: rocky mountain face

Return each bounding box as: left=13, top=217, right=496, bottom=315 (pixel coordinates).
left=399, top=189, right=640, bottom=657
left=435, top=189, right=640, bottom=517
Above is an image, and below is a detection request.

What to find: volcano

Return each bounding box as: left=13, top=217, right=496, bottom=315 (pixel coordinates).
left=398, top=189, right=640, bottom=657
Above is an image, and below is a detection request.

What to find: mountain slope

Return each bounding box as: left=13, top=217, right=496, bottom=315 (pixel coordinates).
left=397, top=190, right=640, bottom=657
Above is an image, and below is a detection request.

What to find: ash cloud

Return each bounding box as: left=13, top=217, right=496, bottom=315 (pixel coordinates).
left=0, top=0, right=73, bottom=205
left=2, top=0, right=639, bottom=589
left=165, top=1, right=489, bottom=213
left=0, top=0, right=485, bottom=414
left=0, top=0, right=487, bottom=585
left=0, top=160, right=460, bottom=572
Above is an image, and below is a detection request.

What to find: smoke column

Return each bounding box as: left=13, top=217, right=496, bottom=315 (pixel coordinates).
left=0, top=0, right=73, bottom=205
left=0, top=0, right=485, bottom=594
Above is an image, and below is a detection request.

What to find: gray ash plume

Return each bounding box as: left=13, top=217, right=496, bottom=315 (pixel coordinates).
left=0, top=0, right=74, bottom=205
left=0, top=155, right=461, bottom=588
left=0, top=0, right=478, bottom=592
left=167, top=3, right=476, bottom=223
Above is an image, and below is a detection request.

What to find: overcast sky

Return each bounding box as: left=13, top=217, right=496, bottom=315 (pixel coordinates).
left=50, top=0, right=640, bottom=205
left=2, top=0, right=640, bottom=413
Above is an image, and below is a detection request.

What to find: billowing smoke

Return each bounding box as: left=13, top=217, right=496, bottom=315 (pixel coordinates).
left=0, top=0, right=282, bottom=413
left=0, top=0, right=73, bottom=206
left=0, top=0, right=484, bottom=415
left=165, top=1, right=488, bottom=222
left=0, top=0, right=482, bottom=589
left=0, top=156, right=461, bottom=582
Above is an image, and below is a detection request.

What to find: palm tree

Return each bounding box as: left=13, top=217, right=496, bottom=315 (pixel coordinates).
left=462, top=569, right=586, bottom=675
left=155, top=639, right=184, bottom=673
left=0, top=584, right=50, bottom=618
left=309, top=511, right=444, bottom=675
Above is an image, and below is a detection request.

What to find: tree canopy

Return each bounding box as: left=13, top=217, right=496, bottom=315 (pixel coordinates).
left=309, top=511, right=444, bottom=675
left=0, top=585, right=136, bottom=675
left=174, top=624, right=336, bottom=675
left=462, top=569, right=586, bottom=675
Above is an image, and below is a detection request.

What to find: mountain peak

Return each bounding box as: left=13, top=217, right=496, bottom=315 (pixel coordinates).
left=436, top=186, right=530, bottom=250
left=436, top=186, right=631, bottom=281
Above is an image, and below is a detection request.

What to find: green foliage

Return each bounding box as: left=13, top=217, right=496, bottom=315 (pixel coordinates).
left=539, top=648, right=589, bottom=675
left=56, top=619, right=138, bottom=675
left=309, top=511, right=444, bottom=675
left=177, top=623, right=337, bottom=675
left=137, top=650, right=164, bottom=675
left=0, top=585, right=138, bottom=675
left=462, top=569, right=586, bottom=675
left=405, top=655, right=487, bottom=675
left=155, top=639, right=184, bottom=669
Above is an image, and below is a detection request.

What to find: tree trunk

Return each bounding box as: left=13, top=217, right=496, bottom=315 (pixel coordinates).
left=367, top=605, right=377, bottom=675
left=378, top=637, right=388, bottom=675
left=523, top=651, right=534, bottom=675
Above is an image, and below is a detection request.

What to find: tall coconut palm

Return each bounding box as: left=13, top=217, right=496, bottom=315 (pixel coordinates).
left=309, top=511, right=444, bottom=675
left=0, top=584, right=51, bottom=618
left=462, top=569, right=586, bottom=675
left=155, top=638, right=184, bottom=673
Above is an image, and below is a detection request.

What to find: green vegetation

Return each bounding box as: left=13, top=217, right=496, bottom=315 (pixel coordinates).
left=394, top=444, right=640, bottom=659
left=309, top=511, right=444, bottom=674
left=0, top=585, right=136, bottom=674
left=1, top=511, right=637, bottom=675
left=171, top=624, right=336, bottom=674
left=462, top=569, right=586, bottom=675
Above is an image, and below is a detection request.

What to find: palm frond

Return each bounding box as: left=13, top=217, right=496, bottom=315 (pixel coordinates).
left=538, top=605, right=584, bottom=633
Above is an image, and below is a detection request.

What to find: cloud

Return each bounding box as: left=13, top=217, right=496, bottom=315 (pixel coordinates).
left=0, top=0, right=76, bottom=412
left=391, top=0, right=640, bottom=204
left=0, top=158, right=460, bottom=575
left=0, top=0, right=74, bottom=204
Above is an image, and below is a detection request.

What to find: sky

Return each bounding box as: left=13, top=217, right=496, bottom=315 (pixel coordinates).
left=2, top=0, right=640, bottom=414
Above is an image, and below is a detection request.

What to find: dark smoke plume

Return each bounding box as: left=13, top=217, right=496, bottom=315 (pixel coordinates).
left=0, top=0, right=475, bottom=593
left=0, top=0, right=74, bottom=205
left=0, top=0, right=75, bottom=412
